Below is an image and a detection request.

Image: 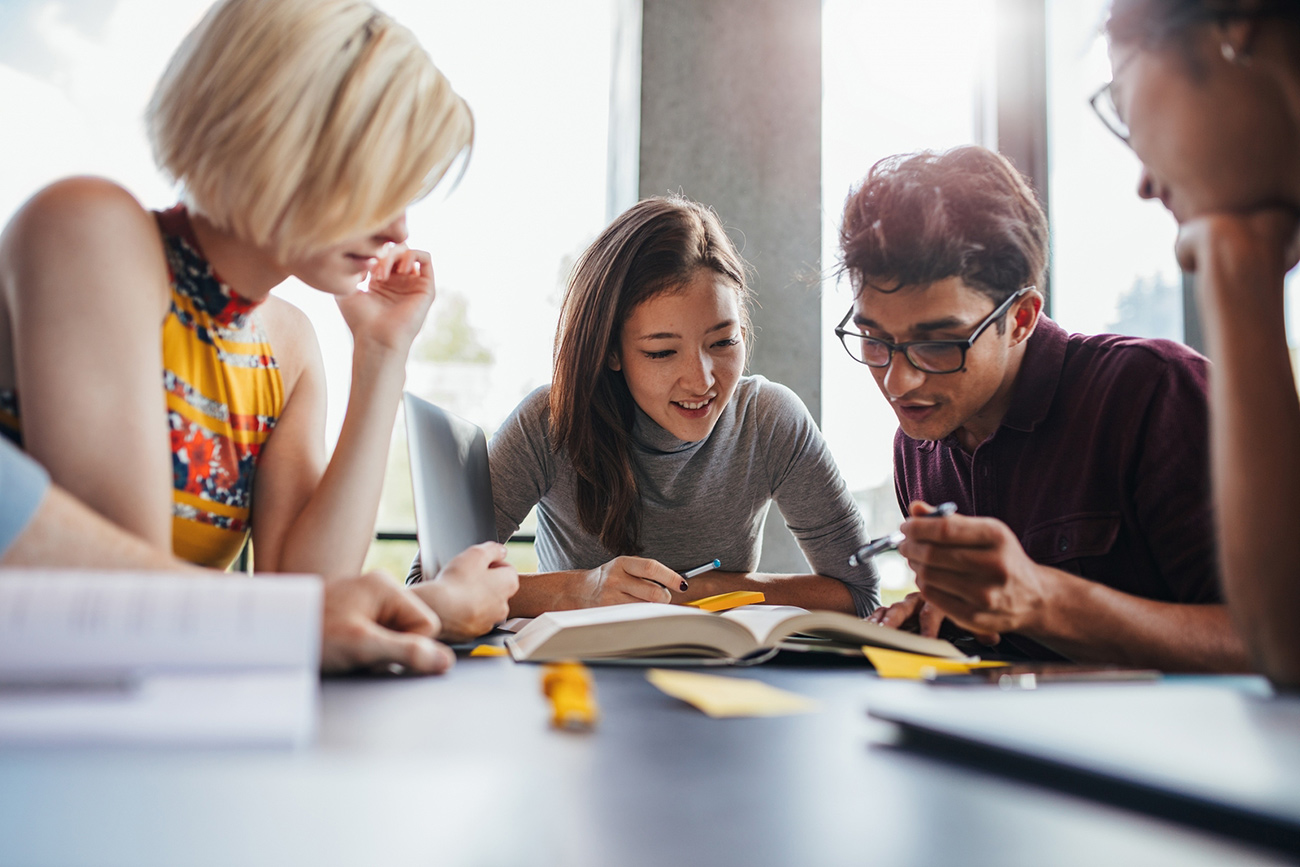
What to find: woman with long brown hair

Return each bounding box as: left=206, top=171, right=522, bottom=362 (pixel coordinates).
left=466, top=195, right=878, bottom=617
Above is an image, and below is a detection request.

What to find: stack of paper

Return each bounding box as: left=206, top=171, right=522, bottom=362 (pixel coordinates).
left=0, top=570, right=322, bottom=747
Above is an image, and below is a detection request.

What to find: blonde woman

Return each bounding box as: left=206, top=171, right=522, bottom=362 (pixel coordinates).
left=0, top=0, right=515, bottom=640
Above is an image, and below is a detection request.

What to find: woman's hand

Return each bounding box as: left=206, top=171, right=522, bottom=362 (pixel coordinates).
left=1175, top=208, right=1300, bottom=303
left=412, top=542, right=520, bottom=642
left=573, top=556, right=687, bottom=608
left=336, top=243, right=437, bottom=354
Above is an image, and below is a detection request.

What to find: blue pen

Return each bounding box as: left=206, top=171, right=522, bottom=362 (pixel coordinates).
left=848, top=502, right=957, bottom=566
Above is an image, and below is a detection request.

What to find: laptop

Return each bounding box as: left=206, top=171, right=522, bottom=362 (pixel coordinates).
left=402, top=392, right=498, bottom=585
left=867, top=680, right=1300, bottom=853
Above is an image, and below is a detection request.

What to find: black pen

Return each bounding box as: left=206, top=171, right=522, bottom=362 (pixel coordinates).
left=848, top=502, right=958, bottom=566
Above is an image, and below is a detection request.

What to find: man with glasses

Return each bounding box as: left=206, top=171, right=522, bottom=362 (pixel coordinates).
left=838, top=145, right=1249, bottom=670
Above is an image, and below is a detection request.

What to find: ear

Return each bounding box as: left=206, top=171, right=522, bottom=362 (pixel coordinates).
left=608, top=351, right=622, bottom=372
left=1218, top=18, right=1260, bottom=64
left=1009, top=291, right=1043, bottom=346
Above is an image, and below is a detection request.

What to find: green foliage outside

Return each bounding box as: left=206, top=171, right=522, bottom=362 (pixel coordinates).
left=413, top=292, right=493, bottom=364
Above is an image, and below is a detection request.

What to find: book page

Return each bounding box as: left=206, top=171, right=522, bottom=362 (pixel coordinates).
left=718, top=605, right=813, bottom=645
left=0, top=571, right=323, bottom=677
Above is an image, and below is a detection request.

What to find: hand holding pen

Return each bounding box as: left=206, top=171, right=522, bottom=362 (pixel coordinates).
left=849, top=502, right=958, bottom=566
left=581, top=556, right=720, bottom=605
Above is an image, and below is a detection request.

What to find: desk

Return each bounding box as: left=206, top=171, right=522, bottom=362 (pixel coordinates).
left=0, top=657, right=1288, bottom=866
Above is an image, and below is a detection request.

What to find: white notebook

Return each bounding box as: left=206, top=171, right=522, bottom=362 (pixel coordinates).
left=0, top=570, right=322, bottom=747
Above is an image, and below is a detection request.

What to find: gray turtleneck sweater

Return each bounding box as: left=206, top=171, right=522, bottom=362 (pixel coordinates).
left=488, top=375, right=880, bottom=616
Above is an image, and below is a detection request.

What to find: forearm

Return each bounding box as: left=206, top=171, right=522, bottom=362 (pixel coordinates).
left=672, top=572, right=855, bottom=614
left=275, top=345, right=406, bottom=577
left=1030, top=567, right=1251, bottom=672
left=4, top=485, right=201, bottom=574
left=1197, top=256, right=1300, bottom=684
left=509, top=571, right=588, bottom=617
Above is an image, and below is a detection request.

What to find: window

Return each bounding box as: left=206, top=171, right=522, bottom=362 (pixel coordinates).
left=1046, top=0, right=1184, bottom=341
left=820, top=0, right=997, bottom=603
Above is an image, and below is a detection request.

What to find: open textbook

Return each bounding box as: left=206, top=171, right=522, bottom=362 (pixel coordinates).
left=506, top=603, right=968, bottom=663
left=0, top=571, right=321, bottom=747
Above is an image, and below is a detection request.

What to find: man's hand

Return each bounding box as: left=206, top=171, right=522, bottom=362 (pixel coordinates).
left=868, top=591, right=946, bottom=635
left=412, top=542, right=520, bottom=642
left=573, top=556, right=687, bottom=607
left=867, top=591, right=1001, bottom=645
left=896, top=501, right=1056, bottom=638
left=319, top=571, right=454, bottom=675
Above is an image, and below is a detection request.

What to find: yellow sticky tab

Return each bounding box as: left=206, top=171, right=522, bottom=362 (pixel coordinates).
left=684, top=590, right=766, bottom=612
left=646, top=669, right=818, bottom=718
left=863, top=646, right=1008, bottom=680
left=543, top=662, right=599, bottom=731
left=469, top=645, right=509, bottom=657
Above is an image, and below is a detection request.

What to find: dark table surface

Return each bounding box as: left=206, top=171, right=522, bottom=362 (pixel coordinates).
left=0, top=653, right=1289, bottom=866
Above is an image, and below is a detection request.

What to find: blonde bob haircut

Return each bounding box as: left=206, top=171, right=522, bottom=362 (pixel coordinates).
left=147, top=0, right=473, bottom=259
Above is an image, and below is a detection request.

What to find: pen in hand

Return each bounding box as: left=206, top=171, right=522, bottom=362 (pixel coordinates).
left=848, top=502, right=957, bottom=566
left=645, top=558, right=720, bottom=593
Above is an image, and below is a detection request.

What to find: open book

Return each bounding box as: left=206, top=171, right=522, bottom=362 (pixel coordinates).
left=506, top=603, right=968, bottom=663
left=0, top=570, right=322, bottom=747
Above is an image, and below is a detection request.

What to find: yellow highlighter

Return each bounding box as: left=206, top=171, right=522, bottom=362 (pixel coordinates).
left=541, top=662, right=599, bottom=731
left=685, top=590, right=766, bottom=612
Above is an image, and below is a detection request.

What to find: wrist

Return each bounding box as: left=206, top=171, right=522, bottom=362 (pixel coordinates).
left=1021, top=566, right=1081, bottom=640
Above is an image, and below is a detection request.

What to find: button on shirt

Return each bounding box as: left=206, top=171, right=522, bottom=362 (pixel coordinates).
left=894, top=317, right=1219, bottom=661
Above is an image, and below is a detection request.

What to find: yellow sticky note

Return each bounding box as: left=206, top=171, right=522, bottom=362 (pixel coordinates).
left=469, top=645, right=509, bottom=657
left=862, top=646, right=1008, bottom=680
left=684, top=590, right=766, bottom=612
left=646, top=668, right=818, bottom=718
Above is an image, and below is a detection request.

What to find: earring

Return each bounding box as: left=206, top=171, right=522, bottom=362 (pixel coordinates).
left=1220, top=41, right=1251, bottom=64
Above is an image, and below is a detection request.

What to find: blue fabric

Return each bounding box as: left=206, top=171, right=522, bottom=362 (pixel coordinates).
left=0, top=438, right=49, bottom=557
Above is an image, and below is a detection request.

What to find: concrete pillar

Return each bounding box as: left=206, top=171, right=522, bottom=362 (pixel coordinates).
left=618, top=0, right=823, bottom=572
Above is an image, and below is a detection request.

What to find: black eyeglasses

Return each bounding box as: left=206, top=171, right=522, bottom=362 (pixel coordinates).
left=1089, top=81, right=1130, bottom=145
left=834, top=287, right=1034, bottom=374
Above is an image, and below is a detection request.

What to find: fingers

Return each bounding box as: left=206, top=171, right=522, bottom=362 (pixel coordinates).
left=602, top=570, right=671, bottom=604
left=918, top=600, right=947, bottom=638
left=900, top=512, right=1005, bottom=549
left=916, top=580, right=990, bottom=634
left=357, top=622, right=455, bottom=674
left=868, top=592, right=922, bottom=629
left=370, top=245, right=433, bottom=283
left=444, top=541, right=510, bottom=573
left=370, top=577, right=441, bottom=638
left=616, top=556, right=687, bottom=592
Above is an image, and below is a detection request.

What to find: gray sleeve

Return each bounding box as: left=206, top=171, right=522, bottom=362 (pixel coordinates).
left=488, top=386, right=555, bottom=543
left=757, top=382, right=880, bottom=616
left=0, top=438, right=50, bottom=558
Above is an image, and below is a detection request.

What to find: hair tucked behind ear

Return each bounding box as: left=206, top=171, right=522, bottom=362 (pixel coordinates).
left=549, top=195, right=750, bottom=555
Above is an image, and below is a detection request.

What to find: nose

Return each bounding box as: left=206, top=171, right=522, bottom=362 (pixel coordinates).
left=681, top=348, right=715, bottom=393
left=1137, top=168, right=1157, bottom=200
left=881, top=353, right=925, bottom=399
left=373, top=213, right=409, bottom=246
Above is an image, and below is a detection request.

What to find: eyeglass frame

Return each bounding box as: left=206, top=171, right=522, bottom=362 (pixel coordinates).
left=833, top=286, right=1035, bottom=374
left=1089, top=81, right=1130, bottom=146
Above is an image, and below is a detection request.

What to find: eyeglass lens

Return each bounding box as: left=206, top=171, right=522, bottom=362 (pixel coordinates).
left=840, top=334, right=964, bottom=373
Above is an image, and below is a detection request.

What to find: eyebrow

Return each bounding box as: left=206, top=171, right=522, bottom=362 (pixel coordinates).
left=853, top=315, right=968, bottom=334
left=636, top=319, right=736, bottom=340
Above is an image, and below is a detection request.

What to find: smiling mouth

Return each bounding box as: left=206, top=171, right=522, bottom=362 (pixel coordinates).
left=672, top=397, right=715, bottom=415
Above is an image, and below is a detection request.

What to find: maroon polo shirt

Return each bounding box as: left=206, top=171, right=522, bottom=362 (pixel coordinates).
left=894, top=316, right=1220, bottom=661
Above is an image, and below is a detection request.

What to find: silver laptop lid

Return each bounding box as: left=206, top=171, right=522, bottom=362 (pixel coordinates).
left=403, top=392, right=497, bottom=583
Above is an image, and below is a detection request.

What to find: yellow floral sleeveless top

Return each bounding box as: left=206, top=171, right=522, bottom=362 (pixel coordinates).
left=0, top=205, right=284, bottom=569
